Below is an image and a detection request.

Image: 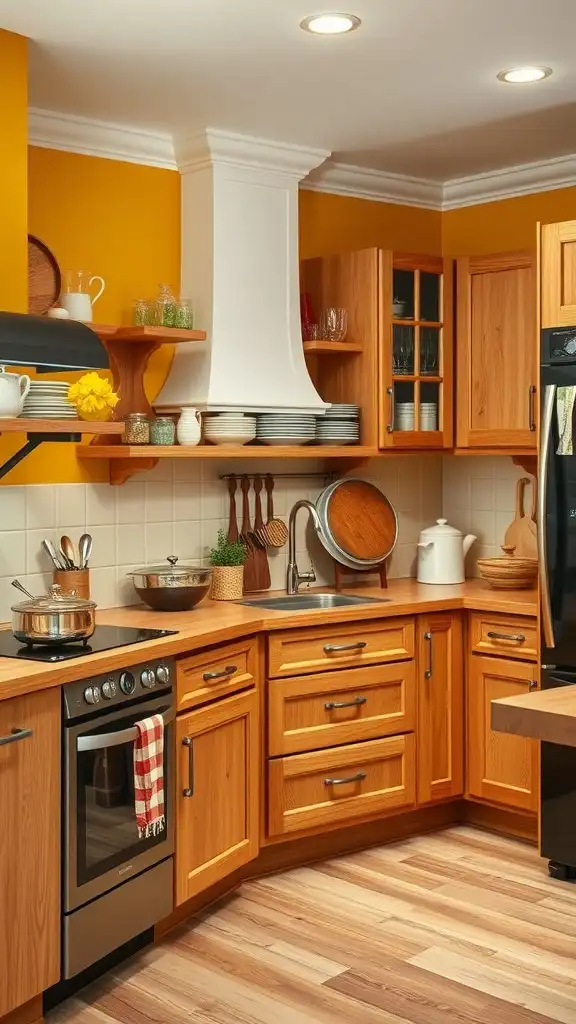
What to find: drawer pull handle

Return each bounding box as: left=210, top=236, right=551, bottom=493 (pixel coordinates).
left=182, top=736, right=194, bottom=797
left=325, top=696, right=367, bottom=711
left=0, top=727, right=32, bottom=747
left=424, top=631, right=433, bottom=679
left=323, top=641, right=367, bottom=654
left=324, top=771, right=367, bottom=786
left=203, top=664, right=237, bottom=681
left=487, top=631, right=526, bottom=643
left=529, top=679, right=538, bottom=691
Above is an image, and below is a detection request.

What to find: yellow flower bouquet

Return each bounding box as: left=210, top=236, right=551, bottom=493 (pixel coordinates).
left=68, top=373, right=120, bottom=421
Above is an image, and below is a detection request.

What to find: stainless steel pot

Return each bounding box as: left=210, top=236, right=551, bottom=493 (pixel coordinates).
left=11, top=581, right=97, bottom=646
left=127, top=556, right=212, bottom=612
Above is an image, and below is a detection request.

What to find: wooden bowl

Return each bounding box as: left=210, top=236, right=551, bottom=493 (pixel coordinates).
left=477, top=556, right=538, bottom=590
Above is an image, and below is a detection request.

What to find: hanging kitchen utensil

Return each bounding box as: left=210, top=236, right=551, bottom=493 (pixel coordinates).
left=240, top=476, right=258, bottom=593
left=503, top=477, right=538, bottom=559
left=251, top=475, right=271, bottom=590
left=28, top=235, right=62, bottom=315
left=316, top=478, right=398, bottom=566
left=226, top=476, right=240, bottom=543
left=261, top=474, right=288, bottom=548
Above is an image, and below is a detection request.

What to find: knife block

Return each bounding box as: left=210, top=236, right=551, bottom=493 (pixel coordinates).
left=333, top=559, right=388, bottom=592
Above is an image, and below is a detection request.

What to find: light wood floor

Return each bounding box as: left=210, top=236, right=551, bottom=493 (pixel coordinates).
left=48, top=826, right=576, bottom=1024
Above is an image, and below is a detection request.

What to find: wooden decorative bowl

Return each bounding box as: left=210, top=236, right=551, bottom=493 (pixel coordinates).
left=477, top=556, right=538, bottom=590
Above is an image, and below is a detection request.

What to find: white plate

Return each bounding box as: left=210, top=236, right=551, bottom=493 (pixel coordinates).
left=316, top=439, right=359, bottom=446
left=258, top=438, right=313, bottom=446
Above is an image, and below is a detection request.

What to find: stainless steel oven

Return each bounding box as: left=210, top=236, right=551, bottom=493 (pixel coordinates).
left=62, top=658, right=175, bottom=978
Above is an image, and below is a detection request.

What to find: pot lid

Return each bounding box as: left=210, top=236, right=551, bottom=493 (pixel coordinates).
left=128, top=555, right=205, bottom=578
left=420, top=518, right=463, bottom=539
left=11, top=583, right=97, bottom=613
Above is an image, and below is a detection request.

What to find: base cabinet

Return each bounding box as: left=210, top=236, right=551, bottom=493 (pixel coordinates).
left=417, top=613, right=464, bottom=804
left=0, top=689, right=60, bottom=1018
left=467, top=655, right=538, bottom=812
left=175, top=689, right=260, bottom=905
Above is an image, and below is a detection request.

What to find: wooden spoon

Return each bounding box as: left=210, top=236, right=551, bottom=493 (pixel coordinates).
left=240, top=476, right=257, bottom=593
left=226, top=476, right=239, bottom=543
left=251, top=475, right=271, bottom=591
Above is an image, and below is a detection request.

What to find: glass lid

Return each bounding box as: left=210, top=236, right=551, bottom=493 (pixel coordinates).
left=11, top=583, right=97, bottom=613
left=129, top=555, right=205, bottom=577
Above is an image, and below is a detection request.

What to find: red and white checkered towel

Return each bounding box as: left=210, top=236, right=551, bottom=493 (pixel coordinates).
left=133, top=714, right=166, bottom=839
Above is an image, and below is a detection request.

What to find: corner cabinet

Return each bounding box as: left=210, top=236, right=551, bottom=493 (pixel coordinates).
left=417, top=613, right=464, bottom=803
left=456, top=251, right=537, bottom=449
left=541, top=220, right=576, bottom=327
left=380, top=252, right=454, bottom=450
left=175, top=689, right=260, bottom=905
left=0, top=689, right=61, bottom=1018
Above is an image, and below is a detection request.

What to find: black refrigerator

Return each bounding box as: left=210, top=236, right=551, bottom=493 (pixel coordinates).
left=540, top=326, right=576, bottom=878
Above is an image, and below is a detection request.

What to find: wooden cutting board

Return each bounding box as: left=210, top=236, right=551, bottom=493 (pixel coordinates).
left=503, top=477, right=537, bottom=559
left=326, top=480, right=397, bottom=561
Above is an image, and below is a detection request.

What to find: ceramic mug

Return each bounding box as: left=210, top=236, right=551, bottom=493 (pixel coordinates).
left=0, top=366, right=31, bottom=418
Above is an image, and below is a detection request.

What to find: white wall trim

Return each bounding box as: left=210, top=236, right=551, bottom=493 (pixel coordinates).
left=28, top=108, right=177, bottom=170
left=442, top=153, right=576, bottom=210
left=302, top=160, right=443, bottom=211
left=175, top=128, right=329, bottom=179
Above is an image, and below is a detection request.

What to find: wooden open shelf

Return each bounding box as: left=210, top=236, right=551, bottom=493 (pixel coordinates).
left=90, top=324, right=207, bottom=343
left=303, top=340, right=363, bottom=355
left=79, top=444, right=378, bottom=461
left=0, top=419, right=124, bottom=435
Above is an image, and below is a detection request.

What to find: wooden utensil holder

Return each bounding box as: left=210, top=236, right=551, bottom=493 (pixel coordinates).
left=333, top=559, right=388, bottom=591
left=53, top=569, right=91, bottom=599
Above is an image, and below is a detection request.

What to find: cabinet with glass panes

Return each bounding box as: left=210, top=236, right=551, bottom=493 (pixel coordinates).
left=379, top=252, right=453, bottom=449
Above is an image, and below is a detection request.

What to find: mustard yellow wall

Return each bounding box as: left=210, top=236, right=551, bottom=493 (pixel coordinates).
left=442, top=186, right=576, bottom=256
left=299, top=189, right=442, bottom=258
left=0, top=30, right=27, bottom=313
left=0, top=148, right=181, bottom=486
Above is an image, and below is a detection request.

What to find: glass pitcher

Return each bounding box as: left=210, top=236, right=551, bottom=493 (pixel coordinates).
left=61, top=270, right=106, bottom=322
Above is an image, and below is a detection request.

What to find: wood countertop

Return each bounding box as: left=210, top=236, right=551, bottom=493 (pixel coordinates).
left=0, top=578, right=537, bottom=702
left=492, top=687, right=576, bottom=748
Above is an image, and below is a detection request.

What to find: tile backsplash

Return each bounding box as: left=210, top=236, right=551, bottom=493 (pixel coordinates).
left=442, top=455, right=536, bottom=576
left=0, top=454, right=442, bottom=622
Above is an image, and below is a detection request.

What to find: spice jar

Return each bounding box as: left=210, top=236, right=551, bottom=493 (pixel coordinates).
left=150, top=417, right=176, bottom=445
left=123, top=413, right=150, bottom=445
left=154, top=284, right=177, bottom=327
left=174, top=299, right=193, bottom=330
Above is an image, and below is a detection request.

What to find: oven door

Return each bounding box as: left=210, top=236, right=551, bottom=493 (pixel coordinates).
left=64, top=693, right=175, bottom=912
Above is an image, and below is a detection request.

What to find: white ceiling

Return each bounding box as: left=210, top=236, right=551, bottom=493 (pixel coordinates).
left=2, top=0, right=576, bottom=181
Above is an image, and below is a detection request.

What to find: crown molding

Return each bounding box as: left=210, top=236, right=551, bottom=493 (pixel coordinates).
left=442, top=153, right=576, bottom=210
left=302, top=160, right=443, bottom=210
left=28, top=107, right=177, bottom=170
left=175, top=128, right=329, bottom=179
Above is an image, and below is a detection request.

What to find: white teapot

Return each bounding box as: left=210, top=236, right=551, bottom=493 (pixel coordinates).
left=0, top=366, right=31, bottom=418
left=417, top=518, right=476, bottom=585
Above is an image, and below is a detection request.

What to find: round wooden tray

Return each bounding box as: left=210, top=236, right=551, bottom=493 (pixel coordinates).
left=323, top=479, right=397, bottom=562
left=28, top=234, right=61, bottom=315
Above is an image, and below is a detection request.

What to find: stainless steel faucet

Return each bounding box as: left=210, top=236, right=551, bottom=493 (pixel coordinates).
left=287, top=499, right=323, bottom=594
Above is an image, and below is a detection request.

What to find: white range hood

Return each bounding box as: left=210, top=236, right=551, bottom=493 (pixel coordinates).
left=155, top=129, right=330, bottom=415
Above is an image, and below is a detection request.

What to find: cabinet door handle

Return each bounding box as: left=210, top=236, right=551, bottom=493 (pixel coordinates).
left=487, top=631, right=525, bottom=643
left=529, top=680, right=538, bottom=691
left=203, top=664, right=237, bottom=682
left=182, top=736, right=194, bottom=797
left=386, top=386, right=395, bottom=433
left=0, top=727, right=32, bottom=747
left=424, top=630, right=433, bottom=679
left=528, top=385, right=537, bottom=432
left=323, top=641, right=367, bottom=654
left=324, top=696, right=367, bottom=711
left=324, top=771, right=367, bottom=786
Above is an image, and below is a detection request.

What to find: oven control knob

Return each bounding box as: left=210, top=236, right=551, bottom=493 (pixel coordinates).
left=119, top=671, right=136, bottom=695
left=101, top=678, right=117, bottom=700
left=156, top=664, right=170, bottom=685
left=84, top=685, right=101, bottom=705
left=141, top=668, right=156, bottom=689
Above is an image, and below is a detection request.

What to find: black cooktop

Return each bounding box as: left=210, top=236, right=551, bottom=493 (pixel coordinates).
left=0, top=625, right=179, bottom=663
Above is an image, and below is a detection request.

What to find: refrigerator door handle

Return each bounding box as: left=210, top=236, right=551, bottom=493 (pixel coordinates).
left=539, top=383, right=556, bottom=650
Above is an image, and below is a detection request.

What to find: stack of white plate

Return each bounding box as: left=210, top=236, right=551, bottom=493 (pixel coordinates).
left=316, top=404, right=360, bottom=446
left=204, top=413, right=257, bottom=446
left=396, top=402, right=414, bottom=431
left=420, top=403, right=437, bottom=431
left=256, top=414, right=316, bottom=446
left=21, top=380, right=76, bottom=419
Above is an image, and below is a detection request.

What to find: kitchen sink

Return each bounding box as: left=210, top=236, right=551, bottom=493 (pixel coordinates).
left=240, top=593, right=390, bottom=611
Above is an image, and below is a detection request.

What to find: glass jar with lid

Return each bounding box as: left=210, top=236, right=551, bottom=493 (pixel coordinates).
left=123, top=413, right=150, bottom=444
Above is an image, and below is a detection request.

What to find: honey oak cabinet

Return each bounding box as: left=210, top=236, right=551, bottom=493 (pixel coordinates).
left=0, top=689, right=60, bottom=1018
left=467, top=654, right=538, bottom=812
left=175, top=689, right=259, bottom=905
left=417, top=613, right=464, bottom=804
left=541, top=219, right=576, bottom=327
left=456, top=251, right=537, bottom=449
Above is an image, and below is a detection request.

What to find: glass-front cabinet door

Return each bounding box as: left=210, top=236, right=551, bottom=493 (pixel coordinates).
left=379, top=252, right=453, bottom=449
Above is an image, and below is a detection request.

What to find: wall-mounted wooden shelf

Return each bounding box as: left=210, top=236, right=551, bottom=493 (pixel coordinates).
left=303, top=340, right=363, bottom=355
left=0, top=419, right=124, bottom=435
left=91, top=324, right=207, bottom=344
left=79, top=444, right=377, bottom=461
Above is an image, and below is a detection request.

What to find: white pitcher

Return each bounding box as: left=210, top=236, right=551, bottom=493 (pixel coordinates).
left=60, top=270, right=106, bottom=323
left=0, top=366, right=31, bottom=418
left=177, top=408, right=201, bottom=446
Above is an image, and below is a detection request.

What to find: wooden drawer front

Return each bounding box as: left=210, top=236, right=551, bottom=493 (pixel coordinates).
left=177, top=637, right=257, bottom=711
left=470, top=613, right=537, bottom=661
left=268, top=662, right=416, bottom=756
left=268, top=734, right=415, bottom=836
left=268, top=617, right=414, bottom=678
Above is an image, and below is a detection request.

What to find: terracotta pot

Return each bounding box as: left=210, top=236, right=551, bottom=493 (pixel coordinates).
left=210, top=565, right=244, bottom=601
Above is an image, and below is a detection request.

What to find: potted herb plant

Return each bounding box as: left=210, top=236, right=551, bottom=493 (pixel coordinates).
left=209, top=530, right=247, bottom=601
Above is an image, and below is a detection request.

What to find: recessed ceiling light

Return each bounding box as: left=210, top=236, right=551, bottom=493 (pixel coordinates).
left=300, top=13, right=361, bottom=34
left=497, top=66, right=553, bottom=83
